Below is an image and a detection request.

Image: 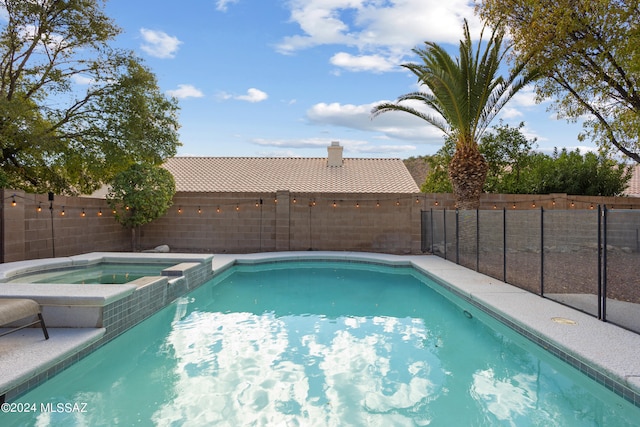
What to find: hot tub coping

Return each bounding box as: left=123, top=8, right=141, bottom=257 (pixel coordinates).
left=0, top=252, right=214, bottom=282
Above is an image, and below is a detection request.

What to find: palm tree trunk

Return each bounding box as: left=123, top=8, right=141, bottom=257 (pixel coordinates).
left=449, top=146, right=488, bottom=209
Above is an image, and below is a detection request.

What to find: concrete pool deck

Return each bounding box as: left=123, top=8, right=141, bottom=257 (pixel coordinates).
left=1, top=252, right=639, bottom=406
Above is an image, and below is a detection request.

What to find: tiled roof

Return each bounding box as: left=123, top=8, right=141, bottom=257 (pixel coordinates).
left=162, top=157, right=420, bottom=193
left=624, top=164, right=640, bottom=197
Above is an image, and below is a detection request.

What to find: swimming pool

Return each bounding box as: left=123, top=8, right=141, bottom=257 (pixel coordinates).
left=2, top=260, right=639, bottom=426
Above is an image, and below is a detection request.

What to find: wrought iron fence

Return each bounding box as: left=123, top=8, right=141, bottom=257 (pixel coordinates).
left=422, top=207, right=640, bottom=334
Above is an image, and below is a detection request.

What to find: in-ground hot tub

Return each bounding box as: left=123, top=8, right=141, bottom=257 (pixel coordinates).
left=4, top=262, right=178, bottom=284
left=0, top=252, right=215, bottom=328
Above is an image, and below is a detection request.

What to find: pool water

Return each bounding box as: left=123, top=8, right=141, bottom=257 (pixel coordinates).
left=2, top=262, right=639, bottom=426
left=7, top=263, right=176, bottom=284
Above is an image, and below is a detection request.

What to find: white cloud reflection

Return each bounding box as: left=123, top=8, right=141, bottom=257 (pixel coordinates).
left=471, top=369, right=540, bottom=426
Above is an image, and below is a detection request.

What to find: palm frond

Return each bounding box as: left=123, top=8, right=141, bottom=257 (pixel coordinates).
left=371, top=18, right=537, bottom=150
left=371, top=99, right=451, bottom=135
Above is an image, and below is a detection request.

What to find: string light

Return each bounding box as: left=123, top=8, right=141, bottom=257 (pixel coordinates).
left=37, top=203, right=42, bottom=212
left=94, top=195, right=634, bottom=216
left=61, top=206, right=65, bottom=216
left=81, top=209, right=86, bottom=217
left=11, top=195, right=16, bottom=207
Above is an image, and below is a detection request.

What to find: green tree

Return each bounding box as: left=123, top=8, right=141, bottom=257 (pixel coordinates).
left=481, top=121, right=537, bottom=193
left=419, top=122, right=631, bottom=196
left=421, top=122, right=536, bottom=193
left=524, top=149, right=632, bottom=196
left=478, top=0, right=640, bottom=163
left=372, top=19, right=537, bottom=209
left=0, top=0, right=180, bottom=194
left=106, top=163, right=176, bottom=251
left=421, top=138, right=453, bottom=193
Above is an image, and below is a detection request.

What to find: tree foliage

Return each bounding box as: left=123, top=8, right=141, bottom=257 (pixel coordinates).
left=481, top=121, right=537, bottom=193
left=522, top=149, right=632, bottom=196
left=372, top=19, right=537, bottom=209
left=106, top=163, right=175, bottom=229
left=422, top=122, right=632, bottom=196
left=0, top=0, right=180, bottom=194
left=478, top=0, right=640, bottom=163
left=421, top=138, right=454, bottom=193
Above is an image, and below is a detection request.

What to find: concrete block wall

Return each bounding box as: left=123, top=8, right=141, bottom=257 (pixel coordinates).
left=140, top=191, right=424, bottom=254
left=1, top=189, right=130, bottom=263
left=3, top=188, right=640, bottom=262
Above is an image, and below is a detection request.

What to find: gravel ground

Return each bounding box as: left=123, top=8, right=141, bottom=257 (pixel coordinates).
left=437, top=248, right=640, bottom=304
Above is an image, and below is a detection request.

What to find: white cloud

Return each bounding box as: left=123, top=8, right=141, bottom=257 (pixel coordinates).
left=73, top=75, right=95, bottom=86
left=252, top=138, right=332, bottom=149
left=511, top=86, right=539, bottom=108
left=216, top=91, right=233, bottom=101
left=235, top=88, right=269, bottom=103
left=166, top=84, right=205, bottom=99
left=499, top=107, right=523, bottom=119
left=216, top=0, right=239, bottom=12
left=140, top=28, right=182, bottom=58
left=306, top=101, right=444, bottom=143
left=330, top=52, right=397, bottom=73
left=251, top=137, right=416, bottom=156
left=276, top=0, right=482, bottom=72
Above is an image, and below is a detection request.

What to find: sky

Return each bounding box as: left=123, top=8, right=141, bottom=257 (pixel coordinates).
left=103, top=0, right=592, bottom=159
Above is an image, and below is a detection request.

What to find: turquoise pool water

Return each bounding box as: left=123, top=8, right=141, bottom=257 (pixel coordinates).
left=2, top=261, right=639, bottom=426
left=6, top=263, right=176, bottom=284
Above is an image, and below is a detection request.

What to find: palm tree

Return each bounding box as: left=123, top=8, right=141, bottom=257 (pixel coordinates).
left=372, top=20, right=537, bottom=209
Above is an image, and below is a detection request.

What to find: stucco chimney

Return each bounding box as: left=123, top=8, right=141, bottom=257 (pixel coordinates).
left=327, top=141, right=343, bottom=167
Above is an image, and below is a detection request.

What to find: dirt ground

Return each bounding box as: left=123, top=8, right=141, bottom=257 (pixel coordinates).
left=439, top=248, right=640, bottom=304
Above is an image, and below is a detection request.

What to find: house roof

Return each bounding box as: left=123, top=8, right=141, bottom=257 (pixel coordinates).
left=624, top=164, right=640, bottom=197
left=162, top=157, right=420, bottom=193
